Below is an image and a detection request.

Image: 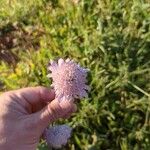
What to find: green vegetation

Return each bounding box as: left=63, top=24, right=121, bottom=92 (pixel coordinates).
left=0, top=0, right=150, bottom=149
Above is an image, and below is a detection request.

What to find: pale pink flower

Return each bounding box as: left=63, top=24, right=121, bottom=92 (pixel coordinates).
left=45, top=58, right=90, bottom=149
left=47, top=58, right=90, bottom=101
left=44, top=125, right=72, bottom=149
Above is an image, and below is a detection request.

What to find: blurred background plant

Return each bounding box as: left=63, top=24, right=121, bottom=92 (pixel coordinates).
left=0, top=0, right=150, bottom=149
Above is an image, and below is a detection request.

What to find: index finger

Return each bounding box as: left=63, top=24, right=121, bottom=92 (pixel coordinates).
left=14, top=86, right=55, bottom=105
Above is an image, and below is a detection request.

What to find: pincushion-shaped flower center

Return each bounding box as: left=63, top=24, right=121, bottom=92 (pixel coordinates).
left=48, top=58, right=90, bottom=101
left=58, top=64, right=76, bottom=88
left=44, top=125, right=72, bottom=149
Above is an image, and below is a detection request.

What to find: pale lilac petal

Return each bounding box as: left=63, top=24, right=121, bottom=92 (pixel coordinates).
left=50, top=60, right=57, bottom=66
left=82, top=68, right=90, bottom=72
left=58, top=58, right=64, bottom=66
left=80, top=90, right=88, bottom=98
left=85, top=85, right=91, bottom=91
left=65, top=58, right=70, bottom=62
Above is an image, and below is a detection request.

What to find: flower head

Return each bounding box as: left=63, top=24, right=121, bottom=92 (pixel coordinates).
left=44, top=125, right=72, bottom=149
left=47, top=58, right=90, bottom=101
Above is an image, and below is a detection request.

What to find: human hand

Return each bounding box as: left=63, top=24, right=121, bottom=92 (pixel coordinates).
left=0, top=86, right=76, bottom=150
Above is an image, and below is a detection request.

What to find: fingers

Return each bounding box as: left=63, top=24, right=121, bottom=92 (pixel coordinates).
left=62, top=104, right=77, bottom=119
left=15, top=86, right=55, bottom=105
left=28, top=99, right=77, bottom=132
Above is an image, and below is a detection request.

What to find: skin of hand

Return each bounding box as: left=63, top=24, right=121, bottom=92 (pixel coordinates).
left=0, top=86, right=77, bottom=150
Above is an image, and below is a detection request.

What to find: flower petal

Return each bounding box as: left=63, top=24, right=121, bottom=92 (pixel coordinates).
left=58, top=58, right=64, bottom=66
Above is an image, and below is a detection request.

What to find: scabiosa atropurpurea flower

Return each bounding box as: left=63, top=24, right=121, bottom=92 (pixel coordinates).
left=44, top=58, right=90, bottom=149
left=47, top=58, right=90, bottom=102
left=44, top=125, right=72, bottom=149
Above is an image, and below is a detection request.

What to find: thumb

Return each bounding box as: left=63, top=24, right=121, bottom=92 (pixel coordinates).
left=27, top=99, right=76, bottom=133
